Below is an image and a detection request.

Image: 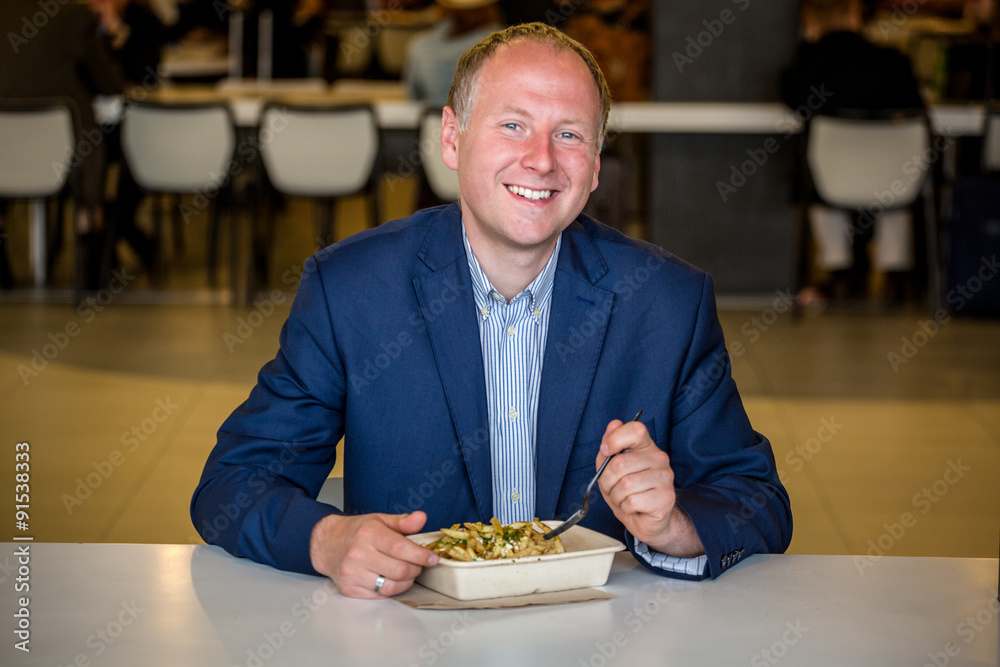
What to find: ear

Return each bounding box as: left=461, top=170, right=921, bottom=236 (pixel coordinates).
left=590, top=153, right=601, bottom=193
left=440, top=106, right=460, bottom=171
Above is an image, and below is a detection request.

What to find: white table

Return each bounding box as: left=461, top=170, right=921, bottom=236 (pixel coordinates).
left=96, top=83, right=987, bottom=135
left=1, top=543, right=996, bottom=666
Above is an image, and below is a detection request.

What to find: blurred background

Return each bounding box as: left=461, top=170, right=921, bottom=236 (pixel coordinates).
left=0, top=0, right=997, bottom=561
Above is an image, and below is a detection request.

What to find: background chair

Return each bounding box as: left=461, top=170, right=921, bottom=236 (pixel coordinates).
left=257, top=102, right=380, bottom=286
left=983, top=101, right=1000, bottom=173
left=795, top=109, right=940, bottom=311
left=120, top=100, right=237, bottom=291
left=418, top=108, right=459, bottom=204
left=0, top=99, right=77, bottom=288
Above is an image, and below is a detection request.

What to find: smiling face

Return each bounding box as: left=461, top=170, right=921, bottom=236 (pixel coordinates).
left=441, top=39, right=602, bottom=269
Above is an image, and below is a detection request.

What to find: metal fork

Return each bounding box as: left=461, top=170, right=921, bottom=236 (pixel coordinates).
left=542, top=409, right=643, bottom=541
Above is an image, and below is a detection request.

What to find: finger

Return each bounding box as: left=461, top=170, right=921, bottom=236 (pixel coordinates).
left=604, top=468, right=675, bottom=511
left=374, top=512, right=439, bottom=567
left=600, top=419, right=652, bottom=457
left=366, top=571, right=420, bottom=599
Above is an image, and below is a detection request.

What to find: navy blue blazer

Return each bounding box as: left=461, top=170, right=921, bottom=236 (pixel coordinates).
left=191, top=203, right=792, bottom=580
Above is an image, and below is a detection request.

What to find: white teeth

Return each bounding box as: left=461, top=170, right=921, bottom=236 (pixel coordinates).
left=507, top=185, right=552, bottom=200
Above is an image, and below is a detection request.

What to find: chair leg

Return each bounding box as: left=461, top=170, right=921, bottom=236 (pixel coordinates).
left=923, top=182, right=942, bottom=312
left=314, top=199, right=336, bottom=249
left=791, top=202, right=812, bottom=319
left=207, top=203, right=221, bottom=288
left=171, top=195, right=185, bottom=258
left=246, top=189, right=264, bottom=303
left=152, top=193, right=165, bottom=265
left=46, top=196, right=66, bottom=281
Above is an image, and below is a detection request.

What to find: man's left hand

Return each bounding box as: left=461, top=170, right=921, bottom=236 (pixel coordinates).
left=597, top=418, right=705, bottom=558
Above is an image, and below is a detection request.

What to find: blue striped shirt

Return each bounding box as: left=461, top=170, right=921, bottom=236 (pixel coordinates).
left=463, top=230, right=560, bottom=524
left=462, top=228, right=706, bottom=578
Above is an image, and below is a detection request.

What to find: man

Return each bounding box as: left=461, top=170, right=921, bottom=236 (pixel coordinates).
left=781, top=0, right=926, bottom=306
left=0, top=0, right=125, bottom=292
left=192, top=23, right=792, bottom=599
left=404, top=0, right=503, bottom=107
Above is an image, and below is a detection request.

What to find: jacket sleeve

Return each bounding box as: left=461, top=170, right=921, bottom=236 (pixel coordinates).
left=191, top=255, right=346, bottom=576
left=627, top=274, right=793, bottom=580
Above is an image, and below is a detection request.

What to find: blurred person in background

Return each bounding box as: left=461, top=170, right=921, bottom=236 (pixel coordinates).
left=167, top=0, right=325, bottom=78
left=89, top=0, right=166, bottom=270
left=781, top=0, right=926, bottom=307
left=0, top=0, right=125, bottom=293
left=90, top=0, right=166, bottom=85
left=403, top=0, right=502, bottom=106
left=944, top=0, right=999, bottom=101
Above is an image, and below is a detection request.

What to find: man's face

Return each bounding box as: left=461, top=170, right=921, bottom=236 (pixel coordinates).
left=441, top=40, right=601, bottom=258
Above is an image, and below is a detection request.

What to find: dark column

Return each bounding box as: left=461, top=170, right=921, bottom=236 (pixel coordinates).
left=648, top=0, right=800, bottom=294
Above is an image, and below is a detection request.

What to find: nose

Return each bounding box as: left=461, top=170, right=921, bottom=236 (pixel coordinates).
left=521, top=133, right=555, bottom=174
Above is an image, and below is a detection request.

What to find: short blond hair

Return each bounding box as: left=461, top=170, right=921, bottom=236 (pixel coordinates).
left=446, top=22, right=612, bottom=151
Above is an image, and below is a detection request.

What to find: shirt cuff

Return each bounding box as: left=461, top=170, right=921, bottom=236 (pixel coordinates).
left=632, top=538, right=708, bottom=578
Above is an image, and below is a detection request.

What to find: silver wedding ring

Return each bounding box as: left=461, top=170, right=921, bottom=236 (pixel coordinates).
left=374, top=574, right=386, bottom=594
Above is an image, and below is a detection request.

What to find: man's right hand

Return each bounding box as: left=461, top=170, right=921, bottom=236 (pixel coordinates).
left=309, top=512, right=439, bottom=599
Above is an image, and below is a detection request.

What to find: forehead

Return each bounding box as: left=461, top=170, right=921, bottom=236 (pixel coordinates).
left=472, top=40, right=600, bottom=115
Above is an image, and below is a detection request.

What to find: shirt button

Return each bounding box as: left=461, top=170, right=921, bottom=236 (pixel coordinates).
left=492, top=292, right=504, bottom=302
left=510, top=489, right=520, bottom=502
left=506, top=325, right=516, bottom=337
left=480, top=306, right=489, bottom=317
left=533, top=308, right=541, bottom=318
left=508, top=408, right=518, bottom=421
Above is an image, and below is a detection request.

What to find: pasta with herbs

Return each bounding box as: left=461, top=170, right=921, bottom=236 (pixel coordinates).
left=425, top=518, right=565, bottom=561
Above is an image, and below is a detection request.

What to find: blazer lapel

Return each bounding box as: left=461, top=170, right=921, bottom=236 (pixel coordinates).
left=412, top=205, right=493, bottom=520
left=535, top=221, right=614, bottom=519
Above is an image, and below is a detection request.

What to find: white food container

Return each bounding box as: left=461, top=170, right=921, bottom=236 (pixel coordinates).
left=408, top=521, right=626, bottom=601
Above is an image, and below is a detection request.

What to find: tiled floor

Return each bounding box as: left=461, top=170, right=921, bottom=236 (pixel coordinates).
left=0, top=185, right=998, bottom=560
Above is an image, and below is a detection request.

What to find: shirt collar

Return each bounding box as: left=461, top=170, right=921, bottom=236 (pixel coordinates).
left=462, top=226, right=561, bottom=321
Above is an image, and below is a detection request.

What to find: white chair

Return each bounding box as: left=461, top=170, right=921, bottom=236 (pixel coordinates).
left=797, top=110, right=940, bottom=309
left=418, top=109, right=459, bottom=202
left=0, top=100, right=76, bottom=287
left=806, top=113, right=930, bottom=209
left=120, top=100, right=237, bottom=289
left=258, top=102, right=380, bottom=255
left=983, top=103, right=1000, bottom=173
